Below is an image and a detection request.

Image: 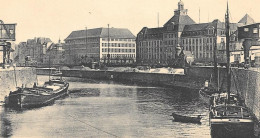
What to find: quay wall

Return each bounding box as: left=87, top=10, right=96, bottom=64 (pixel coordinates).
left=36, top=67, right=260, bottom=120
left=0, top=67, right=37, bottom=101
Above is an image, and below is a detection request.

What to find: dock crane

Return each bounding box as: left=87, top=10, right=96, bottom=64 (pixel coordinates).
left=0, top=20, right=16, bottom=68
left=238, top=23, right=260, bottom=66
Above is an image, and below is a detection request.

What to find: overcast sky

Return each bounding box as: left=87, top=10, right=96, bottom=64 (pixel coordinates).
left=1, top=0, right=260, bottom=43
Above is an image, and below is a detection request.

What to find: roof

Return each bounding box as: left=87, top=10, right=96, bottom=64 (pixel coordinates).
left=141, top=27, right=165, bottom=35
left=164, top=15, right=196, bottom=31
left=182, top=23, right=210, bottom=32
left=181, top=19, right=239, bottom=36
left=65, top=28, right=135, bottom=40
left=26, top=37, right=52, bottom=45
left=238, top=14, right=255, bottom=25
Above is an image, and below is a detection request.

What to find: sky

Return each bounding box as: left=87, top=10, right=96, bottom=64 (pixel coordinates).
left=1, top=0, right=260, bottom=44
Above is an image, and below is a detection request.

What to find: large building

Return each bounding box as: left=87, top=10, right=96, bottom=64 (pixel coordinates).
left=64, top=28, right=136, bottom=66
left=136, top=0, right=195, bottom=66
left=136, top=0, right=256, bottom=65
left=14, top=37, right=65, bottom=67
left=181, top=19, right=240, bottom=63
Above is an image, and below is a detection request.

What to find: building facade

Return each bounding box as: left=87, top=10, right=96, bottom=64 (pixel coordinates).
left=64, top=28, right=136, bottom=66
left=136, top=0, right=256, bottom=65
left=181, top=20, right=240, bottom=63
left=136, top=0, right=195, bottom=66
left=14, top=37, right=64, bottom=67
left=43, top=40, right=65, bottom=66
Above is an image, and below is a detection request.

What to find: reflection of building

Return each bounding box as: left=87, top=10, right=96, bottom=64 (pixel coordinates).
left=64, top=28, right=136, bottom=66
left=136, top=0, right=257, bottom=65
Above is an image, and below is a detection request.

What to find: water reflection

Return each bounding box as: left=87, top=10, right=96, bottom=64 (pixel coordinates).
left=1, top=109, right=12, bottom=137
left=0, top=76, right=210, bottom=137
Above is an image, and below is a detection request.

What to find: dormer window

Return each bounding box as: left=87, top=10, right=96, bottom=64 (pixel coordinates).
left=244, top=28, right=249, bottom=32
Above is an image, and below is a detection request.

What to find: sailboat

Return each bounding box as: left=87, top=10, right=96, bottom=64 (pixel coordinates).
left=209, top=3, right=255, bottom=138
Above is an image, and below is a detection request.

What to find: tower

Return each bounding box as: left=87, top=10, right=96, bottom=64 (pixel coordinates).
left=178, top=0, right=184, bottom=11
left=174, top=0, right=188, bottom=15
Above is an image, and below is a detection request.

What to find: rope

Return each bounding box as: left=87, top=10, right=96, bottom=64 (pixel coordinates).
left=13, top=66, right=17, bottom=87
left=67, top=114, right=119, bottom=138
left=231, top=69, right=239, bottom=94
left=246, top=71, right=250, bottom=102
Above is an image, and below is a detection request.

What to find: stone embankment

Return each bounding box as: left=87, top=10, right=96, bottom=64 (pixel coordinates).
left=0, top=67, right=37, bottom=102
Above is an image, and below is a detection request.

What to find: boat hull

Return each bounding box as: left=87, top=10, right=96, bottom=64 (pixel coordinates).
left=5, top=83, right=69, bottom=109
left=172, top=113, right=201, bottom=124
left=210, top=121, right=254, bottom=138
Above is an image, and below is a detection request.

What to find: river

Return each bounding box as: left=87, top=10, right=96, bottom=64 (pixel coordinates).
left=0, top=75, right=210, bottom=138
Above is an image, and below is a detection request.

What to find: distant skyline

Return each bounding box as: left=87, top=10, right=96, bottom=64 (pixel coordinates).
left=1, top=0, right=260, bottom=43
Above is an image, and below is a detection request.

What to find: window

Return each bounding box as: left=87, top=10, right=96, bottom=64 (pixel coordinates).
left=253, top=28, right=258, bottom=33
left=244, top=28, right=249, bottom=32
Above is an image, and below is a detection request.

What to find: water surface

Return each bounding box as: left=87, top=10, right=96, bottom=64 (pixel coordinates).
left=0, top=76, right=210, bottom=137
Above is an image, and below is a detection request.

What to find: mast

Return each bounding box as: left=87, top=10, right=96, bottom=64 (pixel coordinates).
left=213, top=25, right=218, bottom=91
left=86, top=27, right=88, bottom=63
left=49, top=50, right=51, bottom=82
left=157, top=12, right=159, bottom=28
left=107, top=24, right=110, bottom=65
left=225, top=2, right=231, bottom=104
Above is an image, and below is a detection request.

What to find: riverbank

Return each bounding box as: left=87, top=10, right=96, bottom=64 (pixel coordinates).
left=0, top=67, right=37, bottom=102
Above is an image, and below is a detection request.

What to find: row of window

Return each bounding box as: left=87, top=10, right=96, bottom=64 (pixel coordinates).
left=139, top=47, right=174, bottom=54
left=182, top=29, right=215, bottom=36
left=66, top=38, right=99, bottom=44
left=102, top=38, right=135, bottom=42
left=164, top=33, right=177, bottom=39
left=102, top=48, right=135, bottom=53
left=184, top=44, right=214, bottom=52
left=164, top=40, right=178, bottom=45
left=138, top=33, right=162, bottom=39
left=102, top=43, right=135, bottom=47
left=244, top=27, right=258, bottom=33
left=139, top=40, right=162, bottom=47
left=182, top=37, right=215, bottom=45
left=102, top=54, right=135, bottom=58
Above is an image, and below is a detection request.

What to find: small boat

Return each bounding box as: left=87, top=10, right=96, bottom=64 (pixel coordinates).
left=171, top=113, right=202, bottom=124
left=4, top=72, right=69, bottom=109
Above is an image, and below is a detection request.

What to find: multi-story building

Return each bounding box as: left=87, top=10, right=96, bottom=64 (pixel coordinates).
left=136, top=0, right=195, bottom=66
left=181, top=20, right=240, bottom=63
left=136, top=0, right=256, bottom=65
left=43, top=39, right=65, bottom=66
left=15, top=37, right=52, bottom=66
left=64, top=28, right=136, bottom=66
left=14, top=37, right=65, bottom=67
